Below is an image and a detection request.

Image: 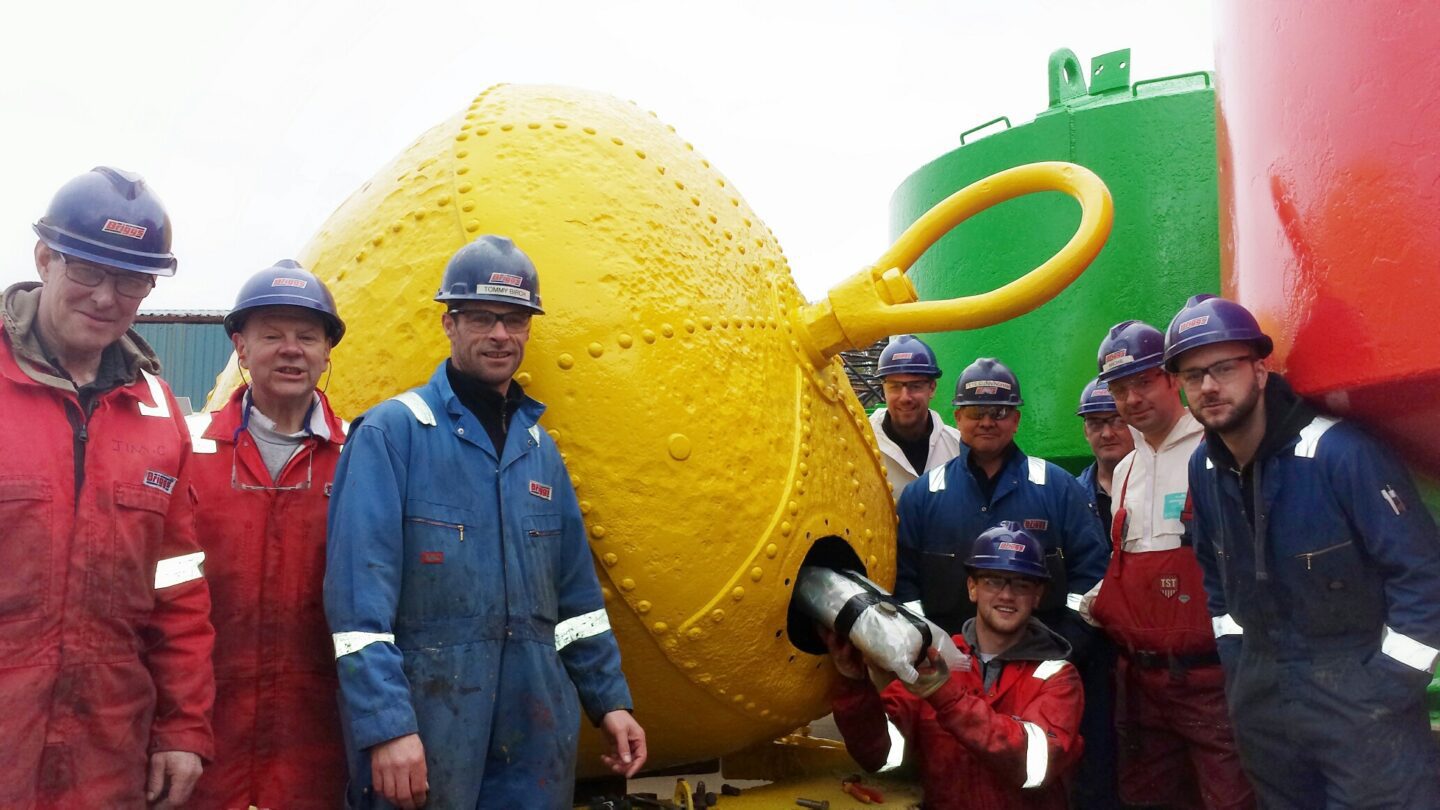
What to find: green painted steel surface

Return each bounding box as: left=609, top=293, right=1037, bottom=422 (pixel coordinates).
left=890, top=49, right=1219, bottom=471
left=134, top=321, right=231, bottom=412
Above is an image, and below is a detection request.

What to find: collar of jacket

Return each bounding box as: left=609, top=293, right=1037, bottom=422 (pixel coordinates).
left=427, top=361, right=545, bottom=434
left=960, top=616, right=1073, bottom=663
left=1, top=281, right=159, bottom=393
left=1136, top=410, right=1204, bottom=456
left=204, top=383, right=347, bottom=447
left=959, top=440, right=1023, bottom=480
left=1203, top=372, right=1315, bottom=472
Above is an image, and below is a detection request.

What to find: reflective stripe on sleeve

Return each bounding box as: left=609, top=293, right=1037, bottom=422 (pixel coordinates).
left=928, top=466, right=946, bottom=493
left=137, top=370, right=171, bottom=419
left=1021, top=721, right=1048, bottom=788
left=184, top=412, right=218, bottom=454
left=901, top=600, right=926, bottom=618
left=1381, top=625, right=1440, bottom=674
left=1065, top=592, right=1084, bottom=612
left=1212, top=614, right=1243, bottom=638
left=880, top=719, right=906, bottom=772
left=555, top=608, right=612, bottom=651
left=390, top=392, right=437, bottom=426
left=1032, top=659, right=1066, bottom=681
left=1027, top=457, right=1047, bottom=485
left=1294, top=416, right=1338, bottom=459
left=333, top=631, right=396, bottom=658
left=154, top=551, right=205, bottom=589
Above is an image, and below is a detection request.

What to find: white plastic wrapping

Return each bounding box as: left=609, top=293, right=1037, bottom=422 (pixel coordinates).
left=795, top=566, right=964, bottom=683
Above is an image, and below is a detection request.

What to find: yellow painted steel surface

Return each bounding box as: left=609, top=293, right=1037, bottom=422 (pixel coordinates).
left=204, top=84, right=1110, bottom=776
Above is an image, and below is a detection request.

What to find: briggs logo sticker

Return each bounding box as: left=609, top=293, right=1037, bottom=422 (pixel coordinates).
left=102, top=219, right=147, bottom=240
left=1023, top=519, right=1049, bottom=531
left=143, top=470, right=177, bottom=494
left=529, top=481, right=552, bottom=500
left=891, top=352, right=914, bottom=360
left=997, top=541, right=1026, bottom=552
left=1158, top=575, right=1179, bottom=599
left=271, top=277, right=308, bottom=288
left=1178, top=315, right=1210, bottom=333
left=490, top=272, right=524, bottom=287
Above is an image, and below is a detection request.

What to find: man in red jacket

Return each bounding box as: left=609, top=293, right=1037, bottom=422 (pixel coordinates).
left=0, top=167, right=214, bottom=808
left=828, top=523, right=1083, bottom=810
left=186, top=261, right=349, bottom=809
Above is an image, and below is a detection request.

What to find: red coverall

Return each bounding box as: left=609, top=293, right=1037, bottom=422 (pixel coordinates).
left=186, top=385, right=347, bottom=809
left=0, top=286, right=215, bottom=808
left=831, top=630, right=1083, bottom=810
left=1089, top=416, right=1253, bottom=809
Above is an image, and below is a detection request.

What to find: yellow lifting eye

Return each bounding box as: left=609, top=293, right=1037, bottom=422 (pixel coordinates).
left=792, top=161, right=1114, bottom=366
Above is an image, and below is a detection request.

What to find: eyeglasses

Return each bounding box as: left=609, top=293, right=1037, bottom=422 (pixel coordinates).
left=1106, top=369, right=1167, bottom=399
left=958, top=405, right=1015, bottom=422
left=881, top=380, right=935, bottom=395
left=55, top=253, right=154, bottom=299
left=448, top=308, right=533, bottom=333
left=232, top=448, right=312, bottom=492
left=1083, top=414, right=1126, bottom=432
left=975, top=575, right=1041, bottom=596
left=1176, top=355, right=1256, bottom=389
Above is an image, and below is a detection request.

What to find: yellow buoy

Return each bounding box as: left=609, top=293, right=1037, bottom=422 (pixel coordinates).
left=206, top=83, right=1110, bottom=775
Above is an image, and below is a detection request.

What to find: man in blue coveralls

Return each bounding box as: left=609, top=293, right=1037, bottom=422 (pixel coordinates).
left=1170, top=294, right=1440, bottom=809
left=324, top=235, right=646, bottom=809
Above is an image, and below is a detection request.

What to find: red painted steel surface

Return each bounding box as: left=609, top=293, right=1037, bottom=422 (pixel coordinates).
left=1214, top=1, right=1440, bottom=475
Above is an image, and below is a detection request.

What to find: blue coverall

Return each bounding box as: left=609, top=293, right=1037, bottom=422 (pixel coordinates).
left=1189, top=378, right=1440, bottom=809
left=324, top=362, right=632, bottom=809
left=894, top=443, right=1109, bottom=651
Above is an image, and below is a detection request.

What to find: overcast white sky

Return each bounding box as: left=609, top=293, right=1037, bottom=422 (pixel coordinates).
left=0, top=0, right=1213, bottom=310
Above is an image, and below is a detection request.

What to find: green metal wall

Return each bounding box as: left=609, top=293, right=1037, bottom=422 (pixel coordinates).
left=133, top=322, right=231, bottom=411
left=890, top=48, right=1220, bottom=471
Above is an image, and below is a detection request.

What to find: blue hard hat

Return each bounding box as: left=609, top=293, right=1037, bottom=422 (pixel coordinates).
left=225, top=260, right=346, bottom=345
left=33, top=166, right=177, bottom=276
left=877, top=334, right=942, bottom=378
left=967, top=521, right=1050, bottom=580
left=1077, top=377, right=1118, bottom=415
left=1162, top=294, right=1273, bottom=371
left=952, top=357, right=1023, bottom=407
left=434, top=235, right=544, bottom=314
left=1096, top=320, right=1166, bottom=383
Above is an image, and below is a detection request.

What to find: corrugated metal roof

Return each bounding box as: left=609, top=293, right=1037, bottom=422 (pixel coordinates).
left=132, top=322, right=232, bottom=410
left=136, top=310, right=227, bottom=324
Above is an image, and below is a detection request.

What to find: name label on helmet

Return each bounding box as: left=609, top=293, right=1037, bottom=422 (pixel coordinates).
left=998, top=541, right=1026, bottom=552
left=490, top=272, right=524, bottom=287
left=477, top=284, right=532, bottom=302
left=1178, top=315, right=1210, bottom=332
left=271, top=277, right=308, bottom=288
left=891, top=352, right=914, bottom=360
left=965, top=379, right=1012, bottom=391
left=1102, top=350, right=1133, bottom=371
left=102, top=219, right=147, bottom=240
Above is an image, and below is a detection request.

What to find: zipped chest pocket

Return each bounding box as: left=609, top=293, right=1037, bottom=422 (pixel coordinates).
left=1289, top=539, right=1384, bottom=637
left=525, top=514, right=563, bottom=540
left=519, top=514, right=563, bottom=619
left=1296, top=541, right=1350, bottom=571
left=407, top=516, right=464, bottom=542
